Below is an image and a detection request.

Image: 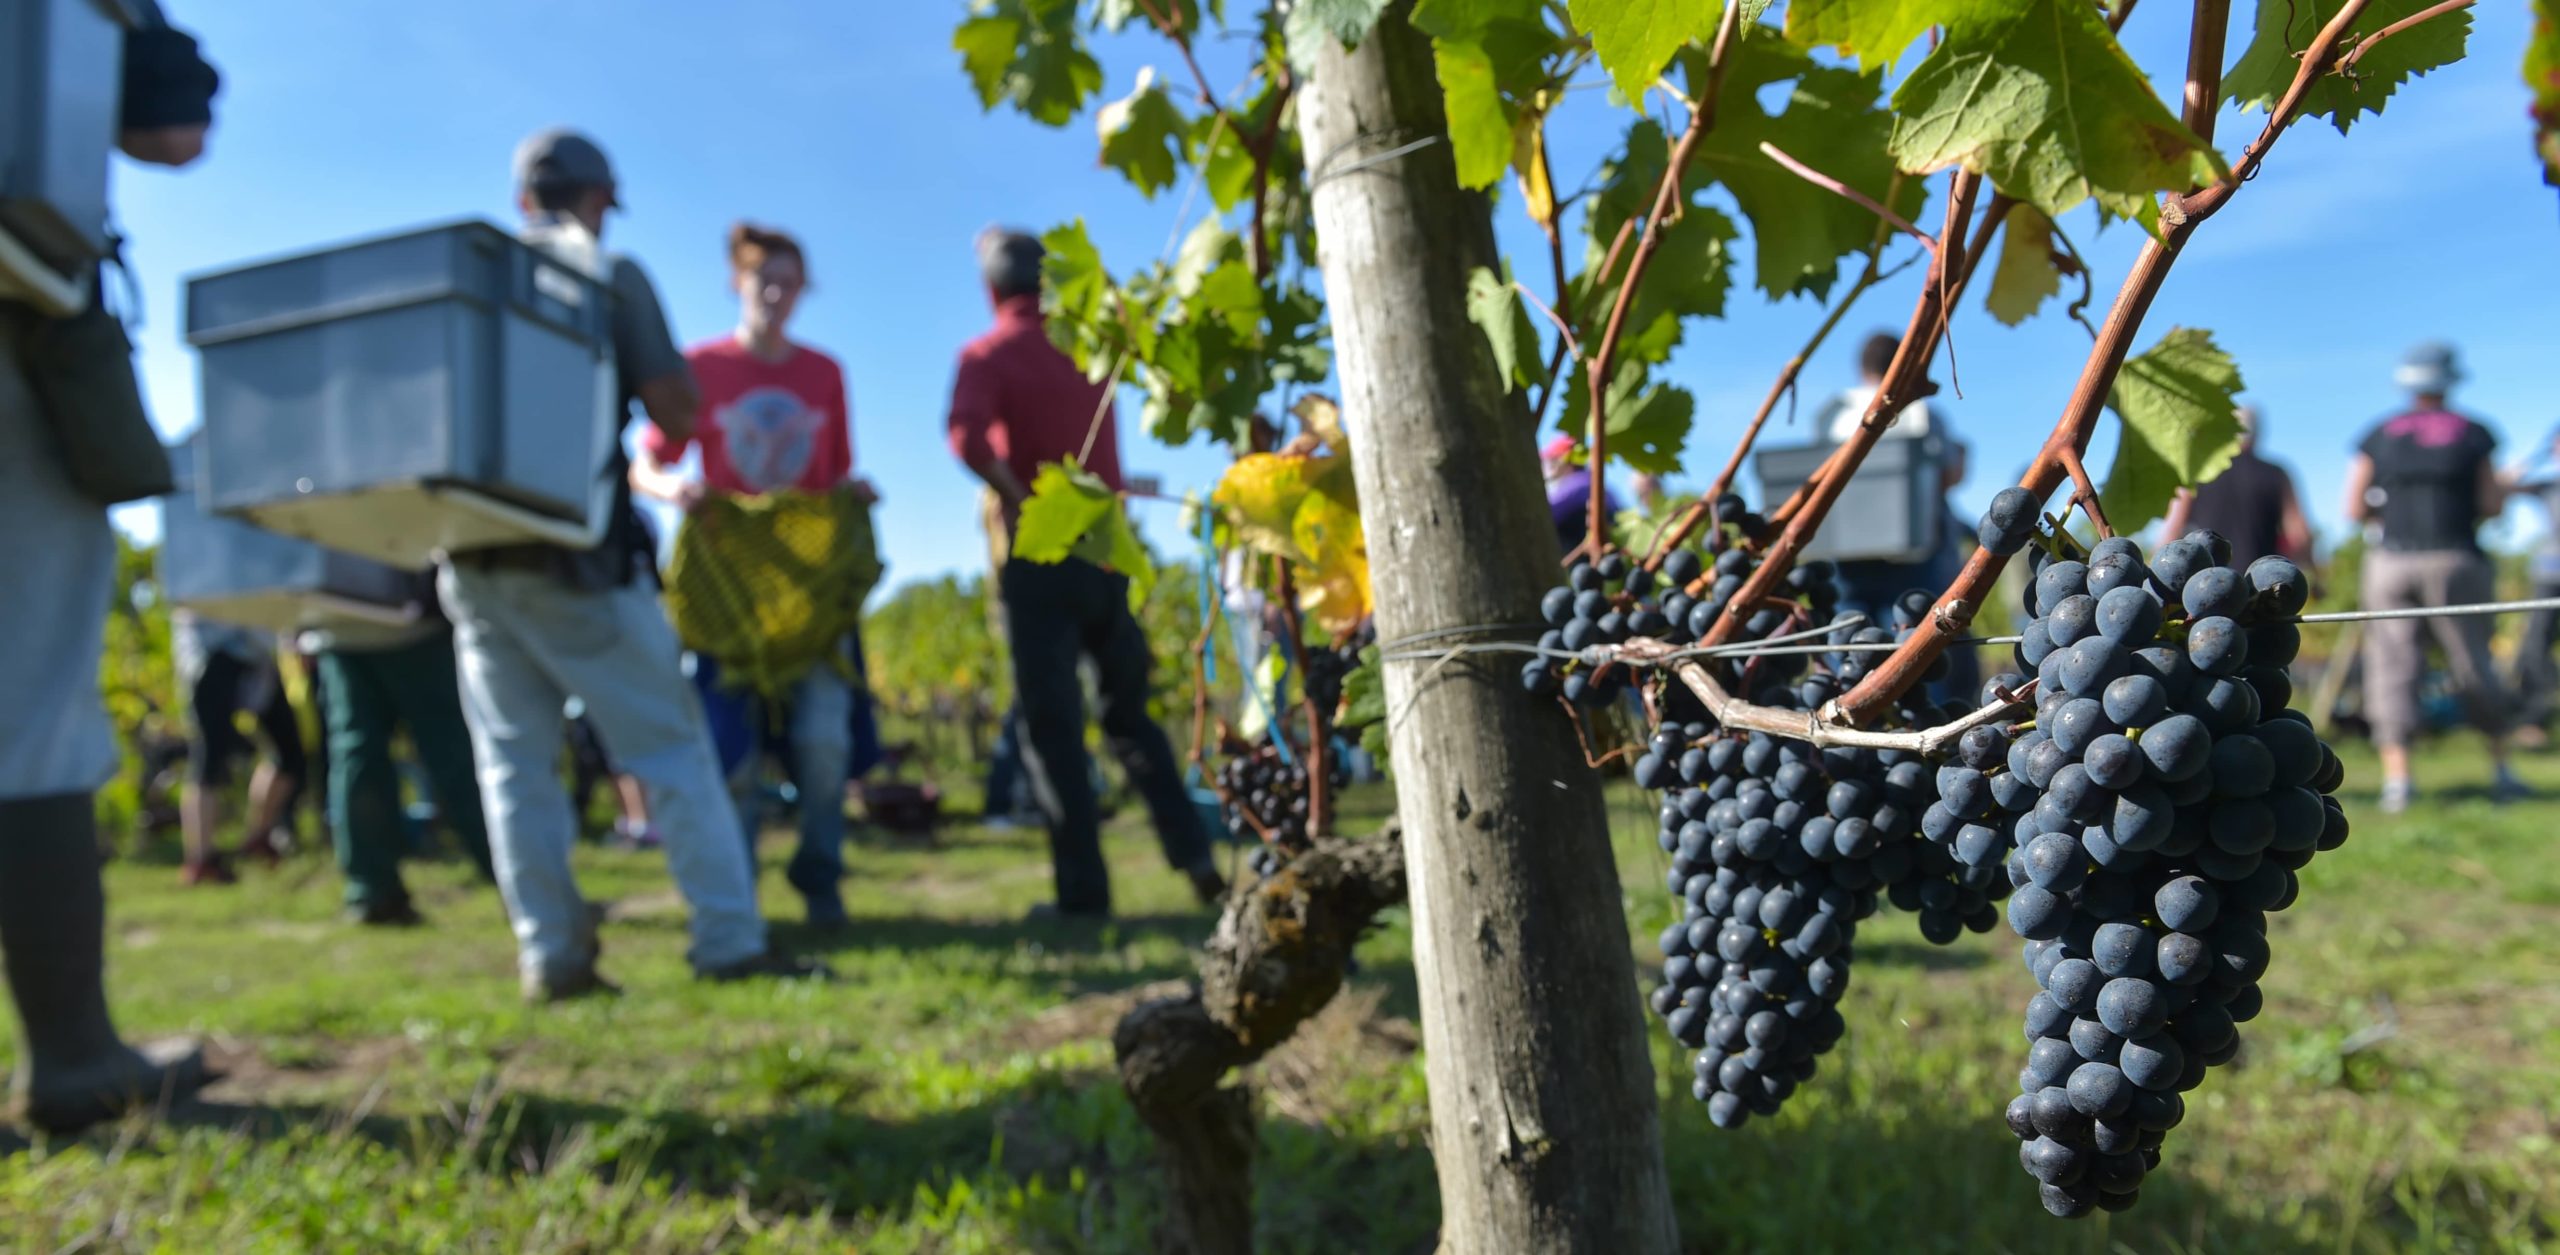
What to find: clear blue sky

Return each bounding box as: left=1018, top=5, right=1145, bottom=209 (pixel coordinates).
left=110, top=1, right=2556, bottom=592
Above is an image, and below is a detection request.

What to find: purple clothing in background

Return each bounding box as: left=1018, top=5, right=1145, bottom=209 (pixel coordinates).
left=1547, top=468, right=1622, bottom=553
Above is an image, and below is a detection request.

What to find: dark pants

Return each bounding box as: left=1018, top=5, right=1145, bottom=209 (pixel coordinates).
left=2514, top=577, right=2560, bottom=729
left=320, top=632, right=493, bottom=910
left=1000, top=557, right=1212, bottom=915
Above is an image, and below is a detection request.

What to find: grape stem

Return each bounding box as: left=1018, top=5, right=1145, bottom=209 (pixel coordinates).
left=1617, top=638, right=2036, bottom=757
left=1830, top=0, right=2370, bottom=728
left=2059, top=446, right=2116, bottom=539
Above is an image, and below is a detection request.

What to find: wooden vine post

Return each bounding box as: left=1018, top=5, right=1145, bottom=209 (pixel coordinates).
left=1294, top=5, right=1680, bottom=1253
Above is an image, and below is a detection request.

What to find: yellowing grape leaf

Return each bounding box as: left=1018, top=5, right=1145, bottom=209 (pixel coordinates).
left=2099, top=328, right=2246, bottom=532
left=2224, top=0, right=2473, bottom=136
left=1513, top=112, right=1559, bottom=227
left=1291, top=394, right=1348, bottom=453
left=1889, top=0, right=2223, bottom=230
left=1292, top=463, right=1371, bottom=633
left=1215, top=453, right=1316, bottom=561
left=1985, top=204, right=2062, bottom=326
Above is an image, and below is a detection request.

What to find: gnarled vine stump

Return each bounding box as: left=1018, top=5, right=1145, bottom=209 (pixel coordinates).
left=1112, top=830, right=1407, bottom=1255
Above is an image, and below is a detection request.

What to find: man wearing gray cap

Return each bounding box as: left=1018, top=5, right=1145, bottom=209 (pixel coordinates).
left=2341, top=341, right=2528, bottom=812
left=437, top=128, right=825, bottom=1000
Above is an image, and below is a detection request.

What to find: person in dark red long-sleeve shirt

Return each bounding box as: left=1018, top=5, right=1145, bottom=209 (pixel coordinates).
left=946, top=229, right=1221, bottom=921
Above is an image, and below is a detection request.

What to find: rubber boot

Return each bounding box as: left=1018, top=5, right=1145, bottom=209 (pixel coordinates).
left=0, top=792, right=209, bottom=1134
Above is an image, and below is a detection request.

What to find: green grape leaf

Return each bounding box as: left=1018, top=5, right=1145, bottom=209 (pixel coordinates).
left=1985, top=204, right=2062, bottom=326
left=1693, top=37, right=1924, bottom=298
left=1013, top=458, right=1120, bottom=563
left=1096, top=68, right=1190, bottom=198
left=1784, top=0, right=1951, bottom=68
left=1572, top=0, right=1724, bottom=102
left=2100, top=328, right=2246, bottom=533
left=952, top=0, right=1103, bottom=128
left=1888, top=0, right=2222, bottom=229
left=1267, top=284, right=1332, bottom=383
left=1038, top=220, right=1117, bottom=373
left=1436, top=38, right=1515, bottom=190
left=2533, top=0, right=2560, bottom=192
left=1413, top=0, right=1545, bottom=38
left=1190, top=258, right=1265, bottom=339
left=1193, top=115, right=1257, bottom=213
left=1339, top=643, right=1386, bottom=733
left=2223, top=0, right=2473, bottom=136
left=1466, top=264, right=1545, bottom=392
left=1560, top=362, right=1692, bottom=473
left=1573, top=205, right=1736, bottom=366
left=1015, top=458, right=1156, bottom=609
left=1286, top=0, right=1392, bottom=70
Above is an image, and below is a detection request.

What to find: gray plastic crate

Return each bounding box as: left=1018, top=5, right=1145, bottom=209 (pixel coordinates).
left=159, top=438, right=427, bottom=635
left=1753, top=436, right=1944, bottom=565
left=184, top=218, right=618, bottom=569
left=0, top=0, right=136, bottom=314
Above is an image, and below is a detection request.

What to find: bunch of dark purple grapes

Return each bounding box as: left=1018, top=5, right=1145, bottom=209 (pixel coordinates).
left=1302, top=623, right=1375, bottom=725
left=1220, top=738, right=1312, bottom=852
left=1967, top=490, right=2348, bottom=1218
left=1639, top=593, right=2017, bottom=1129
left=1523, top=495, right=1830, bottom=707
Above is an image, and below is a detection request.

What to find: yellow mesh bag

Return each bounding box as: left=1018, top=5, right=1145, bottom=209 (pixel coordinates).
left=665, top=489, right=884, bottom=702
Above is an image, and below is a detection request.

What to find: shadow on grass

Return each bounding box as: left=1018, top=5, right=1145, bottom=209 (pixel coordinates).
left=1856, top=937, right=1992, bottom=972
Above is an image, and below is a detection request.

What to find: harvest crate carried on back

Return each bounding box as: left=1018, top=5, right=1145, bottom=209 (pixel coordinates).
left=184, top=218, right=623, bottom=569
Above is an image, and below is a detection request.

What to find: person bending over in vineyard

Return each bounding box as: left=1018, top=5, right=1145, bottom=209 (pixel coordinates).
left=1814, top=332, right=1979, bottom=703
left=1541, top=434, right=1622, bottom=553
left=946, top=228, right=1224, bottom=921
left=632, top=222, right=879, bottom=931
left=2342, top=341, right=2529, bottom=813
left=2164, top=404, right=2315, bottom=571
left=0, top=0, right=220, bottom=1132
left=439, top=130, right=826, bottom=1002
left=172, top=613, right=304, bottom=884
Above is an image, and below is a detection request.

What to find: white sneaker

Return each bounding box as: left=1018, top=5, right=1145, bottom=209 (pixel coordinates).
left=2379, top=779, right=2415, bottom=815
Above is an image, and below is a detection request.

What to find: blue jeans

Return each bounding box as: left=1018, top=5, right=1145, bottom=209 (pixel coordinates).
left=441, top=564, right=766, bottom=981
left=727, top=664, right=856, bottom=925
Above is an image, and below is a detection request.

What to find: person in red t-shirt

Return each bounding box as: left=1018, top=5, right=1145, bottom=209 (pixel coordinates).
left=632, top=223, right=876, bottom=928
left=947, top=228, right=1222, bottom=922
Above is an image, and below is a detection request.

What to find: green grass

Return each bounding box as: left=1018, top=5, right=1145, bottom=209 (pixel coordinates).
left=3, top=741, right=2555, bottom=1252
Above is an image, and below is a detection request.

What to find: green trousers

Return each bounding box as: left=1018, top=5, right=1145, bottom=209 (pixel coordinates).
left=319, top=632, right=492, bottom=909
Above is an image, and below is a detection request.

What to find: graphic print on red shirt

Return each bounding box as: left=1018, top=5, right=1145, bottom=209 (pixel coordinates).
left=650, top=338, right=853, bottom=497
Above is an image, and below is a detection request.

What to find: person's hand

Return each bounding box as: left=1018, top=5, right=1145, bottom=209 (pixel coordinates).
left=673, top=480, right=710, bottom=515
left=119, top=125, right=208, bottom=168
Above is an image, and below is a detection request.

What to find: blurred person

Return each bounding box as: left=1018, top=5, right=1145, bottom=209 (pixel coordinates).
left=2502, top=425, right=2560, bottom=743
left=439, top=130, right=825, bottom=1002
left=1542, top=435, right=1621, bottom=554
left=172, top=613, right=303, bottom=884
left=947, top=228, right=1223, bottom=920
left=303, top=577, right=494, bottom=927
left=1815, top=332, right=1976, bottom=701
left=0, top=1, right=220, bottom=1132
left=2163, top=404, right=2315, bottom=570
left=2342, top=342, right=2527, bottom=812
left=632, top=222, right=877, bottom=930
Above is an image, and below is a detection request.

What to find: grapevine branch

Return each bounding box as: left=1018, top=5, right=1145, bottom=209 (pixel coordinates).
left=1762, top=193, right=2016, bottom=535
left=1757, top=143, right=1935, bottom=252
left=1615, top=639, right=2033, bottom=756
left=1580, top=0, right=1747, bottom=559
left=1695, top=169, right=1985, bottom=656
left=1829, top=0, right=2372, bottom=727
left=2337, top=0, right=2475, bottom=76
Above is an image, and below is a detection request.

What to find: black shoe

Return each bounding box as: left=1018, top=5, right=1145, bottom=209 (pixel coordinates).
left=1024, top=902, right=1112, bottom=925
left=345, top=900, right=426, bottom=928
left=696, top=950, right=835, bottom=983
